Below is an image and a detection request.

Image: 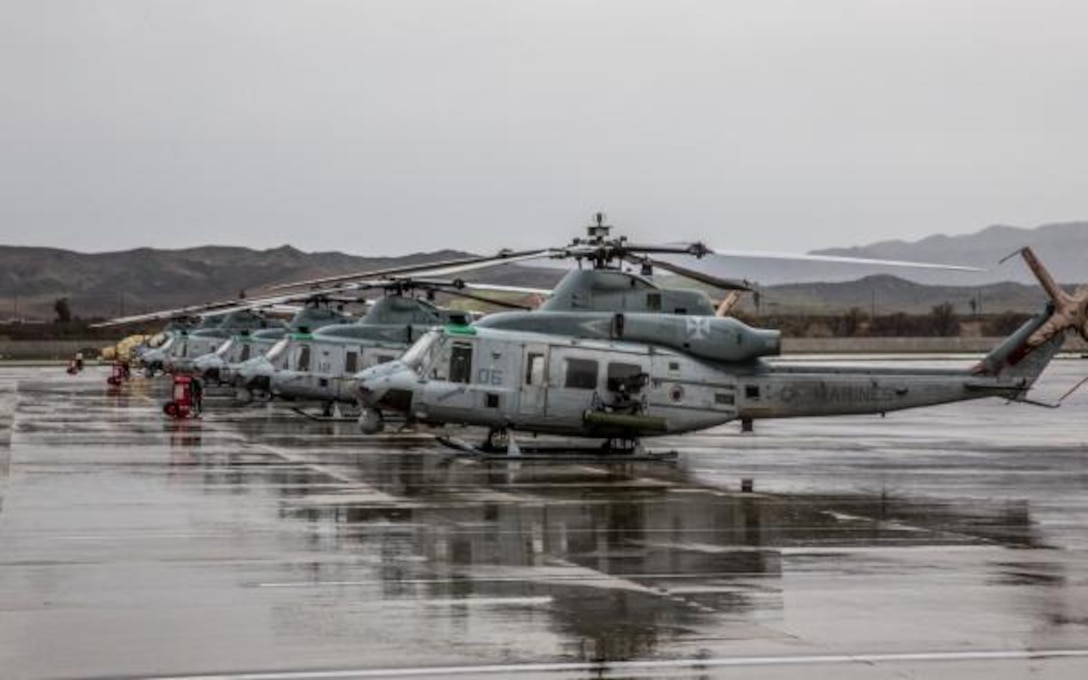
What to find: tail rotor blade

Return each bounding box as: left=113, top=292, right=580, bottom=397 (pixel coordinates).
left=715, top=291, right=742, bottom=317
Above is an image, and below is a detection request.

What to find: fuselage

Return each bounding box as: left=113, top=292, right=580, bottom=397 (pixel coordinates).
left=247, top=296, right=473, bottom=403
left=166, top=312, right=285, bottom=373
left=194, top=329, right=285, bottom=383
left=357, top=324, right=1052, bottom=439
left=267, top=327, right=409, bottom=402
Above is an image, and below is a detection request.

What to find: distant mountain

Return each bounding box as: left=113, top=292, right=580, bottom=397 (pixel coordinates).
left=0, top=245, right=561, bottom=321
left=747, top=274, right=1046, bottom=315
left=812, top=221, right=1088, bottom=285
left=2, top=220, right=1082, bottom=322
left=686, top=221, right=1088, bottom=287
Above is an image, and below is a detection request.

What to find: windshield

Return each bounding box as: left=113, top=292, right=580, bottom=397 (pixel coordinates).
left=214, top=338, right=235, bottom=358
left=400, top=330, right=442, bottom=373
left=266, top=338, right=290, bottom=362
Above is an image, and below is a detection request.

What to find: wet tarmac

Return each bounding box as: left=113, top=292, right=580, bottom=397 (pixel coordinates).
left=1, top=360, right=1087, bottom=679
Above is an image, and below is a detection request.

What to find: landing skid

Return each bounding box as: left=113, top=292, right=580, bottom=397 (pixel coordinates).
left=289, top=406, right=358, bottom=422
left=435, top=435, right=678, bottom=463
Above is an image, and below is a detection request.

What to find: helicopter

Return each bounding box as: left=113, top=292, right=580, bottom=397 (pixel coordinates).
left=94, top=250, right=551, bottom=407
left=192, top=298, right=359, bottom=384
left=234, top=278, right=549, bottom=414
left=131, top=320, right=198, bottom=376
left=353, top=220, right=1084, bottom=456
left=158, top=310, right=288, bottom=374
left=90, top=247, right=546, bottom=381
left=92, top=308, right=283, bottom=376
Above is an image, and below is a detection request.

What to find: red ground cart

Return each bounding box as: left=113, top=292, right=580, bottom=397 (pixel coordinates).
left=163, top=374, right=203, bottom=419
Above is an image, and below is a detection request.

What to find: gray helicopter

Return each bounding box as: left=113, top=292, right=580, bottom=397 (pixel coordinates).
left=354, top=223, right=1082, bottom=455
left=93, top=302, right=291, bottom=375
left=192, top=299, right=358, bottom=383
left=253, top=214, right=952, bottom=415
left=237, top=280, right=547, bottom=414
left=92, top=248, right=545, bottom=383
left=130, top=319, right=195, bottom=375
left=193, top=250, right=549, bottom=408
left=162, top=310, right=287, bottom=374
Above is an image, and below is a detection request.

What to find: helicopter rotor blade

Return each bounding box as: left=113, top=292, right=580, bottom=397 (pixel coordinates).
left=89, top=289, right=367, bottom=328
left=437, top=288, right=533, bottom=310
left=344, top=277, right=546, bottom=309
left=407, top=278, right=552, bottom=296
left=393, top=251, right=555, bottom=280
left=316, top=277, right=552, bottom=301
left=266, top=248, right=554, bottom=292
left=702, top=246, right=985, bottom=272
left=89, top=301, right=239, bottom=327
left=192, top=297, right=361, bottom=319
left=624, top=254, right=753, bottom=291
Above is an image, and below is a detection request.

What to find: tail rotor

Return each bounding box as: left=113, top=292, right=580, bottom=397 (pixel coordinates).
left=1007, top=247, right=1088, bottom=347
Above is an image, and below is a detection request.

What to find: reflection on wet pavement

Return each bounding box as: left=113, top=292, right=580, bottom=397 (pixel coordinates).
left=1, top=361, right=1087, bottom=679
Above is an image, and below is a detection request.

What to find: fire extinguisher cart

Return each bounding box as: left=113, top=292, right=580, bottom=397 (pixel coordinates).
left=163, top=374, right=202, bottom=419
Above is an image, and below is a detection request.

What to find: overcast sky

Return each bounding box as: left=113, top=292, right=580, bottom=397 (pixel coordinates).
left=2, top=0, right=1087, bottom=256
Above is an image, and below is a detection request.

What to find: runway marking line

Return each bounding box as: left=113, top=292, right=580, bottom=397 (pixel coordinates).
left=139, top=648, right=1088, bottom=679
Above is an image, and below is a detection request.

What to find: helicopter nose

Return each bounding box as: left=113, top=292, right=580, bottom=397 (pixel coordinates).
left=239, top=358, right=272, bottom=381
left=355, top=371, right=382, bottom=407
left=356, top=384, right=376, bottom=406
left=354, top=361, right=404, bottom=406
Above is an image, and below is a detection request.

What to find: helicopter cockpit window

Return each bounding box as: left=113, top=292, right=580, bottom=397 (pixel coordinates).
left=401, top=330, right=442, bottom=374
left=266, top=338, right=289, bottom=362
left=449, top=342, right=473, bottom=384
left=297, top=345, right=311, bottom=372
left=564, top=358, right=599, bottom=390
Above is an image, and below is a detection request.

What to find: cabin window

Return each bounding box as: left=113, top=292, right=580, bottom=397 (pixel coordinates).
left=607, top=362, right=644, bottom=392
left=297, top=346, right=311, bottom=372
left=345, top=351, right=358, bottom=374
left=715, top=393, right=735, bottom=405
left=564, top=358, right=599, bottom=390
left=668, top=361, right=680, bottom=371
left=449, top=342, right=473, bottom=384
left=216, top=340, right=234, bottom=358
left=239, top=344, right=251, bottom=362
left=485, top=393, right=500, bottom=408
left=525, top=352, right=545, bottom=386
left=745, top=385, right=760, bottom=400
left=646, top=293, right=661, bottom=311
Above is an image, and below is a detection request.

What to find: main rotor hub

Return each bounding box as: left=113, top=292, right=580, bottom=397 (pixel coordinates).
left=586, top=212, right=611, bottom=242
left=564, top=212, right=632, bottom=269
